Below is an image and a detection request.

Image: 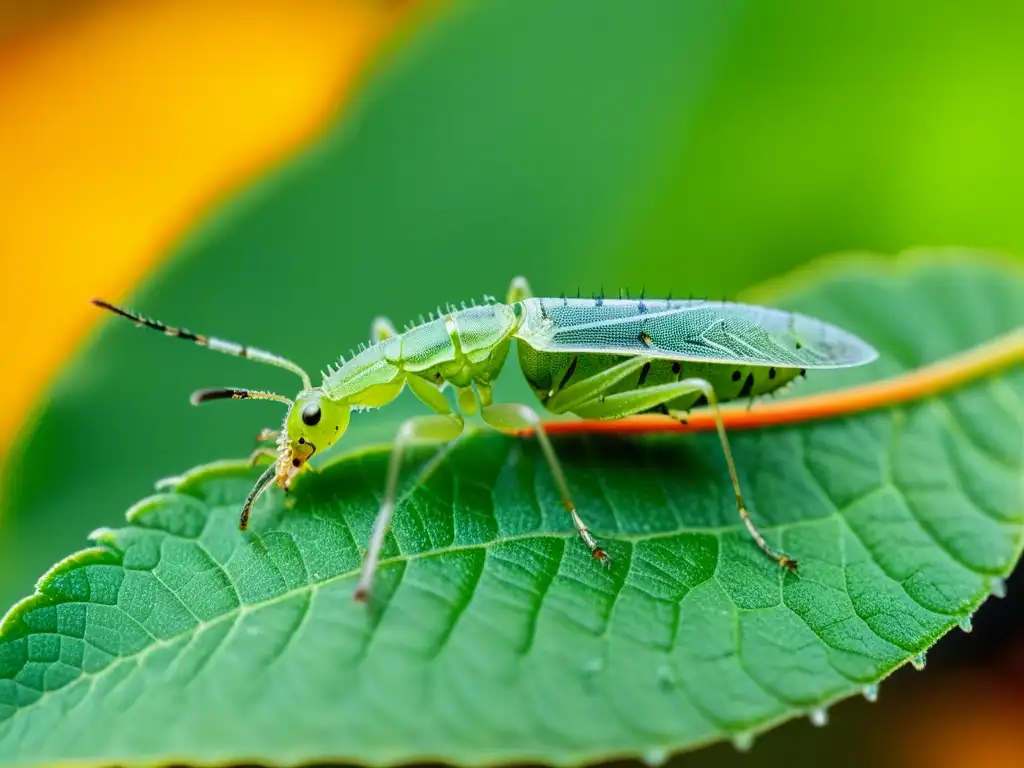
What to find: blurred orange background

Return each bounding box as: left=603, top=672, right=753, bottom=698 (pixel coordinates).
left=0, top=0, right=412, bottom=455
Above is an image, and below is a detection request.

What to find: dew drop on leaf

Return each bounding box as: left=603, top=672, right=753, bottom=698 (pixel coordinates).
left=990, top=577, right=1007, bottom=599
left=861, top=684, right=879, bottom=703
left=957, top=614, right=973, bottom=633
left=642, top=747, right=669, bottom=766
left=731, top=732, right=755, bottom=752
left=911, top=652, right=927, bottom=671
left=656, top=664, right=676, bottom=692
left=809, top=708, right=828, bottom=727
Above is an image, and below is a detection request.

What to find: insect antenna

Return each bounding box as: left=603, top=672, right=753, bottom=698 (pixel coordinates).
left=190, top=388, right=293, bottom=406
left=92, top=299, right=312, bottom=389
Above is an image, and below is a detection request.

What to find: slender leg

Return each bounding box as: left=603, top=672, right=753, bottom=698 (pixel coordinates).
left=545, top=355, right=650, bottom=414
left=506, top=276, right=534, bottom=303
left=457, top=385, right=479, bottom=416
left=255, top=428, right=280, bottom=444
left=247, top=447, right=277, bottom=466
left=371, top=316, right=398, bottom=341
left=571, top=377, right=797, bottom=571
left=354, top=413, right=465, bottom=601
left=354, top=373, right=465, bottom=602
left=481, top=403, right=609, bottom=564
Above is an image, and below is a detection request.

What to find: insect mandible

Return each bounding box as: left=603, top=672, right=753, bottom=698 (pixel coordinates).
left=93, top=277, right=877, bottom=601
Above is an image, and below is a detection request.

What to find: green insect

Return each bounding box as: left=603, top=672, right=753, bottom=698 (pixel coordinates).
left=93, top=277, right=877, bottom=601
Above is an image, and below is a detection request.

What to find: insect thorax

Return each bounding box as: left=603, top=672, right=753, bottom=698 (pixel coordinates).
left=324, top=303, right=519, bottom=401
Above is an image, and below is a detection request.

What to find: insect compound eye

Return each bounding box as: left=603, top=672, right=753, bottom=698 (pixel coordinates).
left=301, top=403, right=322, bottom=426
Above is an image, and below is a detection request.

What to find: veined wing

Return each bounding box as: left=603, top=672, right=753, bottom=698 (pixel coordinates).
left=514, top=298, right=878, bottom=369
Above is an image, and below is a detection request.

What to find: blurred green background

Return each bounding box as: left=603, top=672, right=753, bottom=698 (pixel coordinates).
left=2, top=1, right=1023, bottom=766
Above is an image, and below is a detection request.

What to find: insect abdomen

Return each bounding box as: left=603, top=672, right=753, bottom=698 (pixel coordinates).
left=517, top=344, right=802, bottom=414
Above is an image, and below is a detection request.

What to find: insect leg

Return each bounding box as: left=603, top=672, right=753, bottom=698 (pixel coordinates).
left=506, top=276, right=534, bottom=303
left=572, top=378, right=798, bottom=572
left=371, top=316, right=398, bottom=341
left=355, top=373, right=465, bottom=602
left=255, top=428, right=280, bottom=444
left=247, top=447, right=277, bottom=467
left=354, top=412, right=465, bottom=602
left=481, top=403, right=608, bottom=564
left=544, top=355, right=650, bottom=414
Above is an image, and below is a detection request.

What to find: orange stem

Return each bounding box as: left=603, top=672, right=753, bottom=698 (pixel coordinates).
left=511, top=327, right=1024, bottom=437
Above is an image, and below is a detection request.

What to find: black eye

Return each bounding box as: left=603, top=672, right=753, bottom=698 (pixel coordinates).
left=301, top=403, right=321, bottom=426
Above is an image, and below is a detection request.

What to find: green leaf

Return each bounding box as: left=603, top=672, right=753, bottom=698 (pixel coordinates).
left=7, top=0, right=1024, bottom=611
left=1, top=253, right=1021, bottom=766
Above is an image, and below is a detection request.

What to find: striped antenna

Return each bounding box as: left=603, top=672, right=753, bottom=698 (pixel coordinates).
left=92, top=299, right=311, bottom=390
left=189, top=388, right=293, bottom=406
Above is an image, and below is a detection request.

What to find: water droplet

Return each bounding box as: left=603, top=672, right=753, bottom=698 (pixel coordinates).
left=990, top=577, right=1007, bottom=599
left=861, top=684, right=879, bottom=703
left=911, top=652, right=927, bottom=671
left=656, top=665, right=676, bottom=691
left=731, top=732, right=755, bottom=752
left=642, top=747, right=669, bottom=766
left=583, top=658, right=604, bottom=675
left=957, top=614, right=973, bottom=633
left=809, top=708, right=828, bottom=727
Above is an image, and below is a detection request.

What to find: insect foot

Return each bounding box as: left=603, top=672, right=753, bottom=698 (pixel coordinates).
left=778, top=554, right=799, bottom=572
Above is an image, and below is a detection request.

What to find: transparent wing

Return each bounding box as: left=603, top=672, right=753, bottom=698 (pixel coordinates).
left=514, top=298, right=878, bottom=369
